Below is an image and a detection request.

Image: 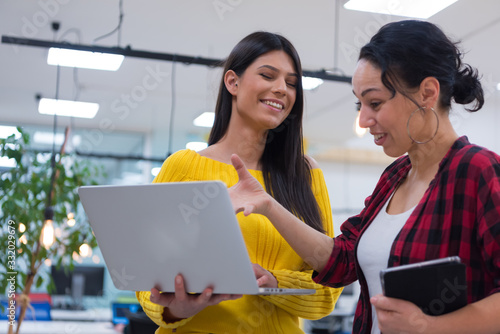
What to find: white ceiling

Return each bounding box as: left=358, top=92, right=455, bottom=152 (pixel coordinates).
left=1, top=0, right=500, bottom=163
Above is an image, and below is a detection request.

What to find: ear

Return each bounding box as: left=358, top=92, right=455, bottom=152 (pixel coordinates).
left=224, top=70, right=239, bottom=95
left=419, top=77, right=440, bottom=108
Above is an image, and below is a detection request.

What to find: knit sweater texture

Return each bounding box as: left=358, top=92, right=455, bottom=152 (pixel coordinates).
left=136, top=149, right=341, bottom=333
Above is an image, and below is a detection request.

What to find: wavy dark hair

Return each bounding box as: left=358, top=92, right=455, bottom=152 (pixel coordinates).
left=359, top=20, right=484, bottom=112
left=208, top=31, right=324, bottom=233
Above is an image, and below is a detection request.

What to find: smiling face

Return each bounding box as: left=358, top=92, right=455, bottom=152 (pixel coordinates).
left=352, top=59, right=419, bottom=158
left=228, top=50, right=299, bottom=132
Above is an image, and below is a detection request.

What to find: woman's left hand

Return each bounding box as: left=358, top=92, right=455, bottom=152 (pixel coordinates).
left=252, top=263, right=278, bottom=288
left=371, top=294, right=432, bottom=334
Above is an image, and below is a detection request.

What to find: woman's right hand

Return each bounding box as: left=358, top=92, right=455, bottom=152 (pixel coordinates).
left=229, top=154, right=273, bottom=216
left=150, top=274, right=242, bottom=321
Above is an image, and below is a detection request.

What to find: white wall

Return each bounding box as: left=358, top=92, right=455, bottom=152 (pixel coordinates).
left=319, top=160, right=387, bottom=237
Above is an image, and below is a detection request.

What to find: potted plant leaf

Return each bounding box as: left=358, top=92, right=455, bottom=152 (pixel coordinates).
left=0, top=126, right=104, bottom=334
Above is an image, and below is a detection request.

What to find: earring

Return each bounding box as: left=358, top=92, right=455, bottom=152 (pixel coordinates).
left=406, top=106, right=439, bottom=144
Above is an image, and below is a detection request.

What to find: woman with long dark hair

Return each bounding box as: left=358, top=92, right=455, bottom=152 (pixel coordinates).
left=136, top=31, right=341, bottom=333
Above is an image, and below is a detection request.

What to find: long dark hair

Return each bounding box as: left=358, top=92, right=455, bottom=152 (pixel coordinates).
left=208, top=31, right=324, bottom=233
left=359, top=20, right=484, bottom=112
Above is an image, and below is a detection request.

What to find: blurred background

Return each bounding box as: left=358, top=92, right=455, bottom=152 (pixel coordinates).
left=1, top=1, right=499, bottom=333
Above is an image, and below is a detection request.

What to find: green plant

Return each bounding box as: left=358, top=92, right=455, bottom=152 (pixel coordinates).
left=0, top=127, right=103, bottom=334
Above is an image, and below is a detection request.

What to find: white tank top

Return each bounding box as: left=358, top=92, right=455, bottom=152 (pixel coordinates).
left=357, top=194, right=415, bottom=334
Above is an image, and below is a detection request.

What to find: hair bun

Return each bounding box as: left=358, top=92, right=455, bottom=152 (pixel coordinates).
left=453, top=65, right=484, bottom=112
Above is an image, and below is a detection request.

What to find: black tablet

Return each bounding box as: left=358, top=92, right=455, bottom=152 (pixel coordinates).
left=380, top=256, right=467, bottom=315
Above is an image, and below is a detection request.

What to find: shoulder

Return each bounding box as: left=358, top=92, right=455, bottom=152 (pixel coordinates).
left=449, top=140, right=500, bottom=172
left=305, top=155, right=320, bottom=169
left=154, top=149, right=199, bottom=183
left=168, top=148, right=197, bottom=160
left=163, top=149, right=198, bottom=166
left=442, top=139, right=500, bottom=188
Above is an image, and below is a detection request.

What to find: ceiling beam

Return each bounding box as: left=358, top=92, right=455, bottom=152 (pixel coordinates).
left=2, top=35, right=352, bottom=83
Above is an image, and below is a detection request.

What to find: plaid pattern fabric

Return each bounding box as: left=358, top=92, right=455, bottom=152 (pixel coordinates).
left=313, top=136, right=500, bottom=334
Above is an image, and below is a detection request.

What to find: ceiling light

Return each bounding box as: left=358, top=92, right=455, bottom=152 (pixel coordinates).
left=344, top=0, right=459, bottom=19
left=33, top=131, right=82, bottom=146
left=302, top=76, right=324, bottom=90
left=0, top=156, right=16, bottom=168
left=47, top=47, right=124, bottom=71
left=496, top=83, right=500, bottom=91
left=0, top=125, right=21, bottom=139
left=151, top=167, right=161, bottom=177
left=193, top=112, right=215, bottom=128
left=186, top=142, right=208, bottom=151
left=38, top=98, right=99, bottom=119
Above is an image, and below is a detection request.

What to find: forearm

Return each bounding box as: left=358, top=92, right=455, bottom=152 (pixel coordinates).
left=265, top=196, right=334, bottom=272
left=426, top=293, right=500, bottom=334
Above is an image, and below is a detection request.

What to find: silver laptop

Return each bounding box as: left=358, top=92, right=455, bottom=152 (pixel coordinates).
left=78, top=181, right=315, bottom=295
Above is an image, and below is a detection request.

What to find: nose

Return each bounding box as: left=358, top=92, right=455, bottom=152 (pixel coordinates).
left=272, top=77, right=287, bottom=95
left=357, top=105, right=375, bottom=129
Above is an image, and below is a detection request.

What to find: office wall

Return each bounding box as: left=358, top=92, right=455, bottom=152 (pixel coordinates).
left=319, top=160, right=387, bottom=236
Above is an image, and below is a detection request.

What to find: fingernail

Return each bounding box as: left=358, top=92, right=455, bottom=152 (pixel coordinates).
left=175, top=275, right=181, bottom=284
left=205, top=291, right=212, bottom=298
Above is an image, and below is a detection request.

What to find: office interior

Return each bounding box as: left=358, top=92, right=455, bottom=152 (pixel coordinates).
left=1, top=1, right=499, bottom=333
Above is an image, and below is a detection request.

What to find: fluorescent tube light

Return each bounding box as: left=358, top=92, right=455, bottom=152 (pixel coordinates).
left=38, top=98, right=99, bottom=119
left=186, top=142, right=208, bottom=151
left=302, top=76, right=324, bottom=90
left=344, top=0, right=459, bottom=19
left=33, top=131, right=82, bottom=146
left=0, top=125, right=21, bottom=139
left=193, top=112, right=215, bottom=128
left=47, top=47, right=124, bottom=71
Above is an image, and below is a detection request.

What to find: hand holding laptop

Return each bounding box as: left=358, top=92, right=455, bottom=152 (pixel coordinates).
left=147, top=263, right=277, bottom=321
left=149, top=274, right=242, bottom=321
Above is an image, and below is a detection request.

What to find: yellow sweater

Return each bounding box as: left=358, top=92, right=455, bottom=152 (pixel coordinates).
left=136, top=149, right=341, bottom=333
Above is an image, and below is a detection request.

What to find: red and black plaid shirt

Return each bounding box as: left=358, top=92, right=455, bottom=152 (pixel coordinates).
left=314, top=136, right=500, bottom=334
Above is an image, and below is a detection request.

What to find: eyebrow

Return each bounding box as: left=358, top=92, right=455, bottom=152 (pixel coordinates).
left=352, top=88, right=381, bottom=97
left=258, top=65, right=299, bottom=78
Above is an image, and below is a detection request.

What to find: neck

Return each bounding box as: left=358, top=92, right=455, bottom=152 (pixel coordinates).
left=203, top=125, right=268, bottom=170
left=407, top=123, right=458, bottom=181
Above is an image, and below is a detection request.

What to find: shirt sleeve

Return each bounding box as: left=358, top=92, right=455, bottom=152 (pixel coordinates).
left=313, top=207, right=365, bottom=288
left=475, top=154, right=500, bottom=295
left=260, top=169, right=343, bottom=319
left=313, top=157, right=405, bottom=287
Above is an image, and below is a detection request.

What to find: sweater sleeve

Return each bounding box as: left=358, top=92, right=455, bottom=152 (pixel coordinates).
left=136, top=291, right=193, bottom=329
left=259, top=169, right=342, bottom=319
